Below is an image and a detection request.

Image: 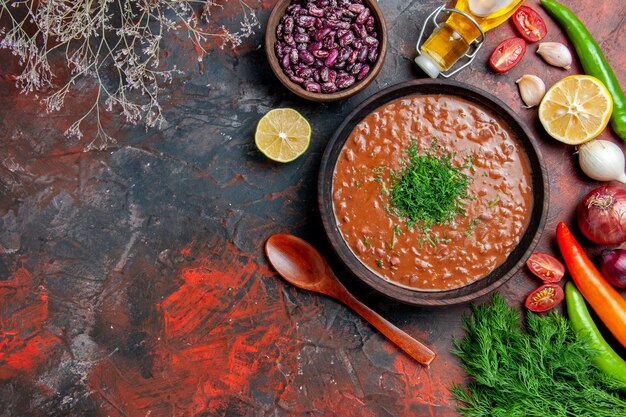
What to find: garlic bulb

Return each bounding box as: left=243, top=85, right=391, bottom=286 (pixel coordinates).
left=578, top=139, right=626, bottom=183
left=537, top=42, right=572, bottom=69
left=516, top=75, right=546, bottom=108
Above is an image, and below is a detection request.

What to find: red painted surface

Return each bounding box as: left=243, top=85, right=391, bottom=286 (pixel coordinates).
left=0, top=268, right=61, bottom=380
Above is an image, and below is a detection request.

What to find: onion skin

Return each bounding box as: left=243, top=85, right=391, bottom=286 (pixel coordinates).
left=600, top=249, right=626, bottom=289
left=576, top=185, right=626, bottom=245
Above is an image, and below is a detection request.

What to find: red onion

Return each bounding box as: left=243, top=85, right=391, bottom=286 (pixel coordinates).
left=600, top=249, right=626, bottom=288
left=576, top=185, right=626, bottom=245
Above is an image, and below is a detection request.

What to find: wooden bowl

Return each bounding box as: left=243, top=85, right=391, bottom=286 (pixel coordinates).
left=318, top=79, right=549, bottom=306
left=264, top=0, right=387, bottom=102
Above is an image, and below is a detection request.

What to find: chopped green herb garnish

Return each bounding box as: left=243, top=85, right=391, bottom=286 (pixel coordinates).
left=363, top=237, right=371, bottom=247
left=390, top=224, right=402, bottom=248
left=355, top=180, right=362, bottom=188
left=372, top=166, right=386, bottom=175
left=389, top=141, right=472, bottom=229
left=374, top=175, right=389, bottom=195
left=375, top=259, right=383, bottom=268
left=466, top=218, right=479, bottom=237
left=487, top=194, right=501, bottom=208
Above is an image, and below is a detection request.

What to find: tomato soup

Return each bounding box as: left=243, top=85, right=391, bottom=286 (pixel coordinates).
left=332, top=94, right=533, bottom=291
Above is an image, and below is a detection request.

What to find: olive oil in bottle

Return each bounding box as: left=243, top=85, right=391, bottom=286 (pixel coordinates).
left=416, top=0, right=525, bottom=77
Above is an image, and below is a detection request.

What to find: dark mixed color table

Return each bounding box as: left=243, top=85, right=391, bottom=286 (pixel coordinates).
left=1, top=1, right=625, bottom=416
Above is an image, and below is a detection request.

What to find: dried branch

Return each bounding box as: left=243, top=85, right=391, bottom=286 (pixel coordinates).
left=0, top=0, right=259, bottom=149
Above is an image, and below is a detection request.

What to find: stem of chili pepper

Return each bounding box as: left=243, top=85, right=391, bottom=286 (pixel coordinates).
left=565, top=281, right=626, bottom=385
left=540, top=0, right=626, bottom=141
left=556, top=222, right=626, bottom=349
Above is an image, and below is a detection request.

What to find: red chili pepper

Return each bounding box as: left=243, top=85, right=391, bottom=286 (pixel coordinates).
left=556, top=222, right=626, bottom=349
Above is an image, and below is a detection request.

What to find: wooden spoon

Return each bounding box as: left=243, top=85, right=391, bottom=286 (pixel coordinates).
left=265, top=233, right=436, bottom=366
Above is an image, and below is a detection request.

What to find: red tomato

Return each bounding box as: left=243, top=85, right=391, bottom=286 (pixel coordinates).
left=526, top=252, right=565, bottom=283
left=525, top=283, right=564, bottom=312
left=512, top=6, right=547, bottom=42
left=489, top=37, right=526, bottom=73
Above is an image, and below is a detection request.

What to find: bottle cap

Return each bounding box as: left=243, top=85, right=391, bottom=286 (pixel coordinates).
left=415, top=54, right=441, bottom=79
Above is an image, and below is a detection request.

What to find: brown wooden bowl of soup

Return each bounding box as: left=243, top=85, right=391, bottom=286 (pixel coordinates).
left=318, top=79, right=548, bottom=306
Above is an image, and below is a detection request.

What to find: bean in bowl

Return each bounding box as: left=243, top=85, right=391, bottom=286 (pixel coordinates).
left=274, top=0, right=380, bottom=94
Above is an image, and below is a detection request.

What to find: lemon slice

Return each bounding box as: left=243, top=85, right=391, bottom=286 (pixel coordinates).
left=255, top=108, right=311, bottom=162
left=538, top=75, right=613, bottom=145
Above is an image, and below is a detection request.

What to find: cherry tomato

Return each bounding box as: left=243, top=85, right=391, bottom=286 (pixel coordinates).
left=512, top=6, right=548, bottom=42
left=489, top=37, right=526, bottom=73
left=526, top=252, right=565, bottom=283
left=525, top=283, right=564, bottom=312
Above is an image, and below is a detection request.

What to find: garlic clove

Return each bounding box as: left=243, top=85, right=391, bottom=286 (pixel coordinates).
left=537, top=42, right=572, bottom=70
left=516, top=74, right=546, bottom=108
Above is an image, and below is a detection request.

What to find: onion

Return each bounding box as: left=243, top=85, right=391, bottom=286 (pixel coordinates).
left=576, top=185, right=626, bottom=245
left=600, top=249, right=626, bottom=288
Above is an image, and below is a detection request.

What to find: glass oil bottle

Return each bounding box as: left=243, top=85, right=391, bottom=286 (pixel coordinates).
left=415, top=0, right=526, bottom=78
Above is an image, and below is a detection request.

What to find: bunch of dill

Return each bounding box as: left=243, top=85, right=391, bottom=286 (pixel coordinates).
left=451, top=294, right=626, bottom=417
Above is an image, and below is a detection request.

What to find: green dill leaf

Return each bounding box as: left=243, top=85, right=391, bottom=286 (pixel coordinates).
left=451, top=294, right=626, bottom=417
left=487, top=194, right=501, bottom=208
left=465, top=218, right=479, bottom=237
left=375, top=259, right=383, bottom=268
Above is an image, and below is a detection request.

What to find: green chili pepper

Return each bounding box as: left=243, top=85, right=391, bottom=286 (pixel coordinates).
left=565, top=281, right=626, bottom=385
left=541, top=0, right=626, bottom=141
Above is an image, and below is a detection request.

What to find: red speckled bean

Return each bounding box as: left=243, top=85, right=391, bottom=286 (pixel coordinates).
left=289, top=48, right=299, bottom=65
left=284, top=16, right=294, bottom=34
left=339, top=31, right=355, bottom=47
left=352, top=23, right=368, bottom=39
left=286, top=4, right=301, bottom=14
left=313, top=68, right=321, bottom=82
left=275, top=43, right=284, bottom=59
left=357, top=64, right=370, bottom=80
left=283, top=33, right=295, bottom=47
left=347, top=48, right=359, bottom=64
left=308, top=5, right=324, bottom=17
left=322, top=82, right=338, bottom=93
left=336, top=74, right=355, bottom=89
left=297, top=15, right=316, bottom=28
left=325, top=48, right=339, bottom=67
left=299, top=49, right=315, bottom=65
left=365, top=16, right=375, bottom=32
left=355, top=8, right=370, bottom=25
left=315, top=27, right=331, bottom=42
left=357, top=46, right=368, bottom=63
left=323, top=34, right=337, bottom=50
left=350, top=62, right=362, bottom=75
left=308, top=41, right=323, bottom=52
left=348, top=3, right=365, bottom=13
left=364, top=36, right=378, bottom=47
left=313, top=49, right=330, bottom=58
left=296, top=65, right=314, bottom=79
left=294, top=33, right=310, bottom=43
left=368, top=46, right=378, bottom=63
left=281, top=54, right=291, bottom=69
left=304, top=81, right=322, bottom=92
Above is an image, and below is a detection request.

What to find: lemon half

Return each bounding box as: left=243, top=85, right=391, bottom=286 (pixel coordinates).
left=538, top=75, right=613, bottom=145
left=255, top=108, right=311, bottom=162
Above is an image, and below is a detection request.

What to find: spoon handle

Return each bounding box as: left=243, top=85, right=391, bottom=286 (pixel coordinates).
left=334, top=285, right=436, bottom=366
